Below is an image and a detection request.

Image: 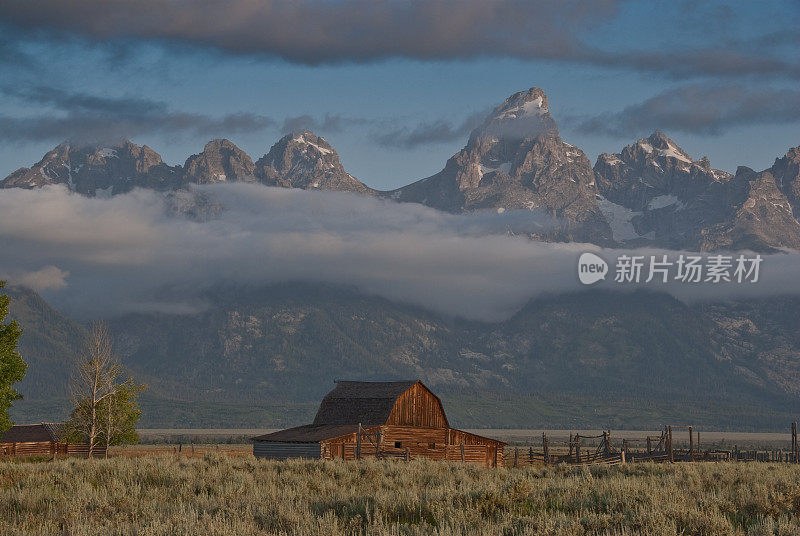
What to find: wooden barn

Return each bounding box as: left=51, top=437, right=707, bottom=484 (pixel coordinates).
left=0, top=422, right=104, bottom=458
left=252, top=380, right=505, bottom=467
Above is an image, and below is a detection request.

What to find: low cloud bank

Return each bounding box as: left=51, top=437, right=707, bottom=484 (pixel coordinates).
left=0, top=183, right=797, bottom=321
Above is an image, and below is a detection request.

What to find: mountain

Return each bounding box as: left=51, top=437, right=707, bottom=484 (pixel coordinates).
left=594, top=132, right=800, bottom=251
left=0, top=132, right=373, bottom=196
left=7, top=283, right=800, bottom=430
left=770, top=146, right=800, bottom=217
left=181, top=139, right=257, bottom=185
left=255, top=131, right=374, bottom=194
left=3, top=285, right=87, bottom=400
left=386, top=88, right=613, bottom=244
left=0, top=140, right=181, bottom=196
left=1, top=87, right=798, bottom=252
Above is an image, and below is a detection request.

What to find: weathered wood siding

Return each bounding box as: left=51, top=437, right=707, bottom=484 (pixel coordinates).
left=0, top=441, right=104, bottom=458
left=253, top=442, right=322, bottom=460
left=317, top=425, right=503, bottom=467
left=386, top=382, right=448, bottom=428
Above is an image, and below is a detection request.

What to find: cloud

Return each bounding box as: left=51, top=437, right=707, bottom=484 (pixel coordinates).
left=0, top=85, right=275, bottom=143
left=571, top=84, right=800, bottom=137
left=1, top=1, right=797, bottom=79
left=374, top=111, right=488, bottom=149
left=0, top=184, right=798, bottom=322
left=0, top=265, right=69, bottom=292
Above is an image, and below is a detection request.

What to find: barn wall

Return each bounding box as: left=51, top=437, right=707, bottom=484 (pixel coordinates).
left=253, top=442, right=322, bottom=460
left=0, top=441, right=100, bottom=458
left=386, top=383, right=448, bottom=428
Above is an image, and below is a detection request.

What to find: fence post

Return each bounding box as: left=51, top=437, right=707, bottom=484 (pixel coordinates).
left=668, top=426, right=673, bottom=463
left=529, top=446, right=534, bottom=465
left=689, top=426, right=693, bottom=462
left=543, top=434, right=549, bottom=465
left=792, top=422, right=798, bottom=464
left=356, top=423, right=362, bottom=460
left=514, top=447, right=518, bottom=467
left=460, top=443, right=464, bottom=463
left=405, top=447, right=409, bottom=462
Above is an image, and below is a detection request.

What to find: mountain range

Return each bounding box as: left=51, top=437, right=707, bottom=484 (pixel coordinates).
left=5, top=283, right=800, bottom=430
left=4, top=87, right=800, bottom=252
left=2, top=87, right=800, bottom=430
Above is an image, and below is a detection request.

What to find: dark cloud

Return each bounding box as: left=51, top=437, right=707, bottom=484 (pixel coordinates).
left=571, top=84, right=800, bottom=137
left=1, top=0, right=797, bottom=79
left=374, top=111, right=487, bottom=149
left=0, top=85, right=275, bottom=143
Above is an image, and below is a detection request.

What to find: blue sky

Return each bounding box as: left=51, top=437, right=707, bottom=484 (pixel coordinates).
left=1, top=0, right=798, bottom=190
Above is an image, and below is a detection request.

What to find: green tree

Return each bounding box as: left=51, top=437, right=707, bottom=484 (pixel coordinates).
left=65, top=322, right=144, bottom=457
left=0, top=281, right=26, bottom=435
left=98, top=379, right=145, bottom=457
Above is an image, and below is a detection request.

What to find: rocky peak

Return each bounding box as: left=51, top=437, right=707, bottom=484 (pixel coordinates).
left=468, top=87, right=558, bottom=147
left=0, top=139, right=180, bottom=196
left=387, top=87, right=611, bottom=244
left=182, top=139, right=256, bottom=185
left=595, top=132, right=732, bottom=212
left=254, top=130, right=373, bottom=194
left=695, top=167, right=800, bottom=252
left=769, top=146, right=800, bottom=216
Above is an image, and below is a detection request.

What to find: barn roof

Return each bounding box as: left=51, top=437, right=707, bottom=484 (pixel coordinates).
left=252, top=424, right=365, bottom=443
left=312, top=380, right=417, bottom=426
left=0, top=423, right=63, bottom=443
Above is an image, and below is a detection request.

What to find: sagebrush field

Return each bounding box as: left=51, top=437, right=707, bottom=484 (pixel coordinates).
left=2, top=455, right=800, bottom=535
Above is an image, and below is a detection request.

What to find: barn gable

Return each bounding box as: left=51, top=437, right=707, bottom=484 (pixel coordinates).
left=385, top=381, right=449, bottom=428
left=312, top=380, right=417, bottom=426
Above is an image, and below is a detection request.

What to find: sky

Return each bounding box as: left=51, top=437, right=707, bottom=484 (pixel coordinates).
left=0, top=1, right=798, bottom=190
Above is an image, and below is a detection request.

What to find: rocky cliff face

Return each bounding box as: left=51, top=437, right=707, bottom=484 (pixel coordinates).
left=594, top=132, right=800, bottom=251
left=182, top=139, right=257, bottom=185
left=254, top=131, right=374, bottom=194
left=770, top=146, right=800, bottom=217
left=387, top=88, right=612, bottom=244
left=0, top=140, right=181, bottom=196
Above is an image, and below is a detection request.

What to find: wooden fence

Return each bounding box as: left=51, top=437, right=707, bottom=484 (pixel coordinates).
left=0, top=441, right=105, bottom=458
left=503, top=422, right=800, bottom=467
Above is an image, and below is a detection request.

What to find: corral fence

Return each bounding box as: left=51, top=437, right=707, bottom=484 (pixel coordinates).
left=504, top=422, right=800, bottom=467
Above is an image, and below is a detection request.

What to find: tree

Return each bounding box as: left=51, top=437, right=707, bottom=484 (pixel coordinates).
left=0, top=281, right=26, bottom=435
left=65, top=322, right=144, bottom=457
left=98, top=379, right=144, bottom=457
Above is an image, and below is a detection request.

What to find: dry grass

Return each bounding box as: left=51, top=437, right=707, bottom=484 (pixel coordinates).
left=2, top=454, right=800, bottom=535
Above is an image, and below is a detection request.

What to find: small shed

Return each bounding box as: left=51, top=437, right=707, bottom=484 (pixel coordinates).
left=252, top=380, right=505, bottom=467
left=0, top=423, right=104, bottom=458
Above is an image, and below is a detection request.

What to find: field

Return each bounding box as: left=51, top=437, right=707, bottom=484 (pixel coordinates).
left=3, top=455, right=800, bottom=535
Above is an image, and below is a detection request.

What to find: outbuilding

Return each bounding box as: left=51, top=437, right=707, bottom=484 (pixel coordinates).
left=0, top=422, right=104, bottom=458
left=252, top=380, right=505, bottom=467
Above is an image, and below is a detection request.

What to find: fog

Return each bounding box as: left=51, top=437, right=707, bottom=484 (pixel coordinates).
left=0, top=184, right=797, bottom=321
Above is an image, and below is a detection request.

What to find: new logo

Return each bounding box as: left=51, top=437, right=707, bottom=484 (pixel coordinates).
left=578, top=252, right=608, bottom=285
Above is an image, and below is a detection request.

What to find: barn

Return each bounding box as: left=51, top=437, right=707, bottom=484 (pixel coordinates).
left=252, top=380, right=505, bottom=467
left=0, top=422, right=104, bottom=458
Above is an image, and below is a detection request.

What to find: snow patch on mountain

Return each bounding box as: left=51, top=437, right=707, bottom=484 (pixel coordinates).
left=597, top=196, right=644, bottom=242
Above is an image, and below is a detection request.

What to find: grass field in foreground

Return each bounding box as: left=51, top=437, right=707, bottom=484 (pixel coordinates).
left=3, top=457, right=800, bottom=535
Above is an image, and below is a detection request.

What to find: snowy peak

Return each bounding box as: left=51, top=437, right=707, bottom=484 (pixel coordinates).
left=470, top=87, right=558, bottom=145
left=182, top=139, right=256, bottom=185
left=493, top=87, right=549, bottom=119
left=0, top=139, right=180, bottom=196
left=254, top=131, right=373, bottom=194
